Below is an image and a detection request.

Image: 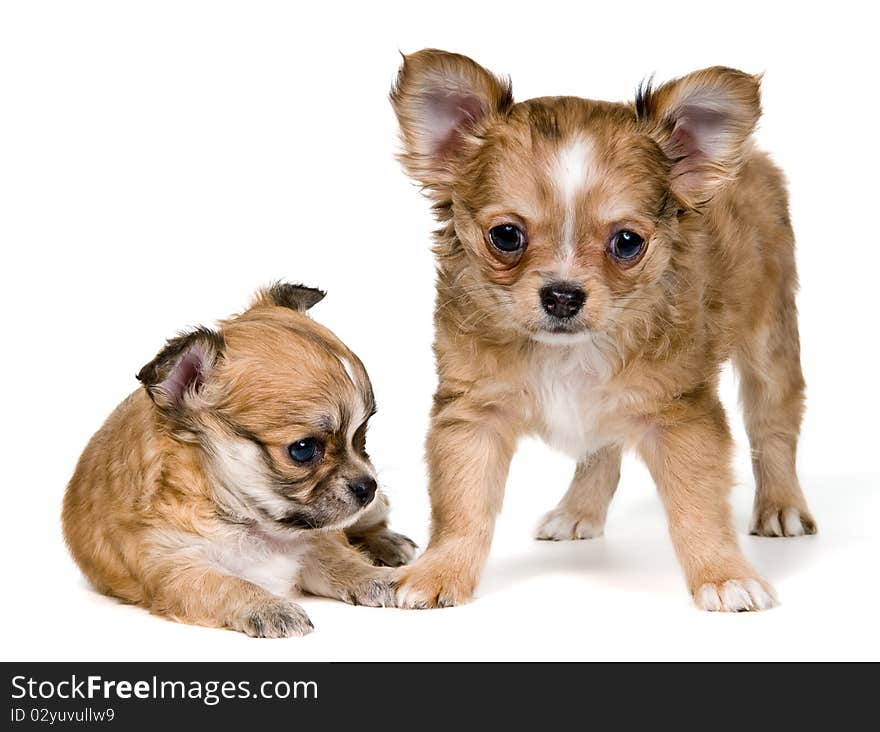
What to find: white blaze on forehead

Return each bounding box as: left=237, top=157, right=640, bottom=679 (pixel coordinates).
left=552, top=137, right=595, bottom=259
left=336, top=353, right=368, bottom=423
left=338, top=355, right=357, bottom=385
left=335, top=352, right=373, bottom=453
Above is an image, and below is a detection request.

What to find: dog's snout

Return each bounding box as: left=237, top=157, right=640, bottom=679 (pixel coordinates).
left=540, top=283, right=585, bottom=319
left=349, top=476, right=377, bottom=506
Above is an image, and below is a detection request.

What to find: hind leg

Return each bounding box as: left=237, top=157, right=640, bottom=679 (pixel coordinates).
left=736, top=297, right=816, bottom=537
left=536, top=445, right=621, bottom=540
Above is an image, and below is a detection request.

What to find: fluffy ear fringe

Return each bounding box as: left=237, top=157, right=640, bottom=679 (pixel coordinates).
left=136, top=327, right=223, bottom=410
left=636, top=67, right=762, bottom=208
left=390, top=49, right=513, bottom=194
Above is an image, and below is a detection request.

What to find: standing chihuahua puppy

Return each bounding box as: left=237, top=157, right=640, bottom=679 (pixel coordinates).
left=389, top=50, right=815, bottom=611
left=63, top=283, right=413, bottom=636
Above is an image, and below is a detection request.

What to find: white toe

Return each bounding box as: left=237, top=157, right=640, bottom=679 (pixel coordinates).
left=695, top=584, right=722, bottom=611
left=395, top=584, right=428, bottom=609
left=764, top=513, right=783, bottom=536
left=695, top=579, right=778, bottom=612
left=574, top=519, right=602, bottom=539
left=720, top=580, right=754, bottom=611
left=536, top=510, right=603, bottom=541
left=782, top=508, right=805, bottom=537
left=744, top=579, right=777, bottom=610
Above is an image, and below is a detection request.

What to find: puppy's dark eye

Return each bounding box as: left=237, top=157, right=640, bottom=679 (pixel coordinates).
left=608, top=230, right=646, bottom=262
left=287, top=438, right=323, bottom=465
left=488, top=224, right=527, bottom=254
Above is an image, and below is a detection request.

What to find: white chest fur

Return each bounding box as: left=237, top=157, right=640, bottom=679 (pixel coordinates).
left=207, top=529, right=309, bottom=598
left=529, top=341, right=614, bottom=459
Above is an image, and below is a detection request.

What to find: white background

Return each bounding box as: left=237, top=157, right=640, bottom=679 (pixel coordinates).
left=2, top=1, right=877, bottom=661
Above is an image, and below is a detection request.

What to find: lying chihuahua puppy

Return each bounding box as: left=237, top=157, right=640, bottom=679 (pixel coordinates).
left=389, top=50, right=815, bottom=611
left=63, top=283, right=413, bottom=636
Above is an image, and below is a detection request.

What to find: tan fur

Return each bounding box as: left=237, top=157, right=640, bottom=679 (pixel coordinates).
left=389, top=50, right=814, bottom=611
left=62, top=284, right=414, bottom=637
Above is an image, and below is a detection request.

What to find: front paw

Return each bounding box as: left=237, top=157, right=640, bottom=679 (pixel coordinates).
left=342, top=568, right=397, bottom=608
left=535, top=507, right=604, bottom=540
left=750, top=504, right=817, bottom=537
left=693, top=578, right=778, bottom=612
left=233, top=599, right=314, bottom=638
left=392, top=558, right=476, bottom=609
left=351, top=528, right=418, bottom=567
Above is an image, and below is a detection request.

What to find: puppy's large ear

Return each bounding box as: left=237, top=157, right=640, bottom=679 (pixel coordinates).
left=390, top=49, right=513, bottom=193
left=636, top=67, right=762, bottom=208
left=251, top=282, right=326, bottom=311
left=136, top=327, right=223, bottom=411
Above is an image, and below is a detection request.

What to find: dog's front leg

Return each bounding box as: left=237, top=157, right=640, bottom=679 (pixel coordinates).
left=146, top=559, right=314, bottom=637
left=638, top=393, right=777, bottom=612
left=298, top=532, right=396, bottom=607
left=392, top=405, right=517, bottom=608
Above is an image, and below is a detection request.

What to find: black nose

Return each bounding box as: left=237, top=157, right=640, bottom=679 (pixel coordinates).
left=349, top=477, right=377, bottom=506
left=540, top=283, right=586, bottom=319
